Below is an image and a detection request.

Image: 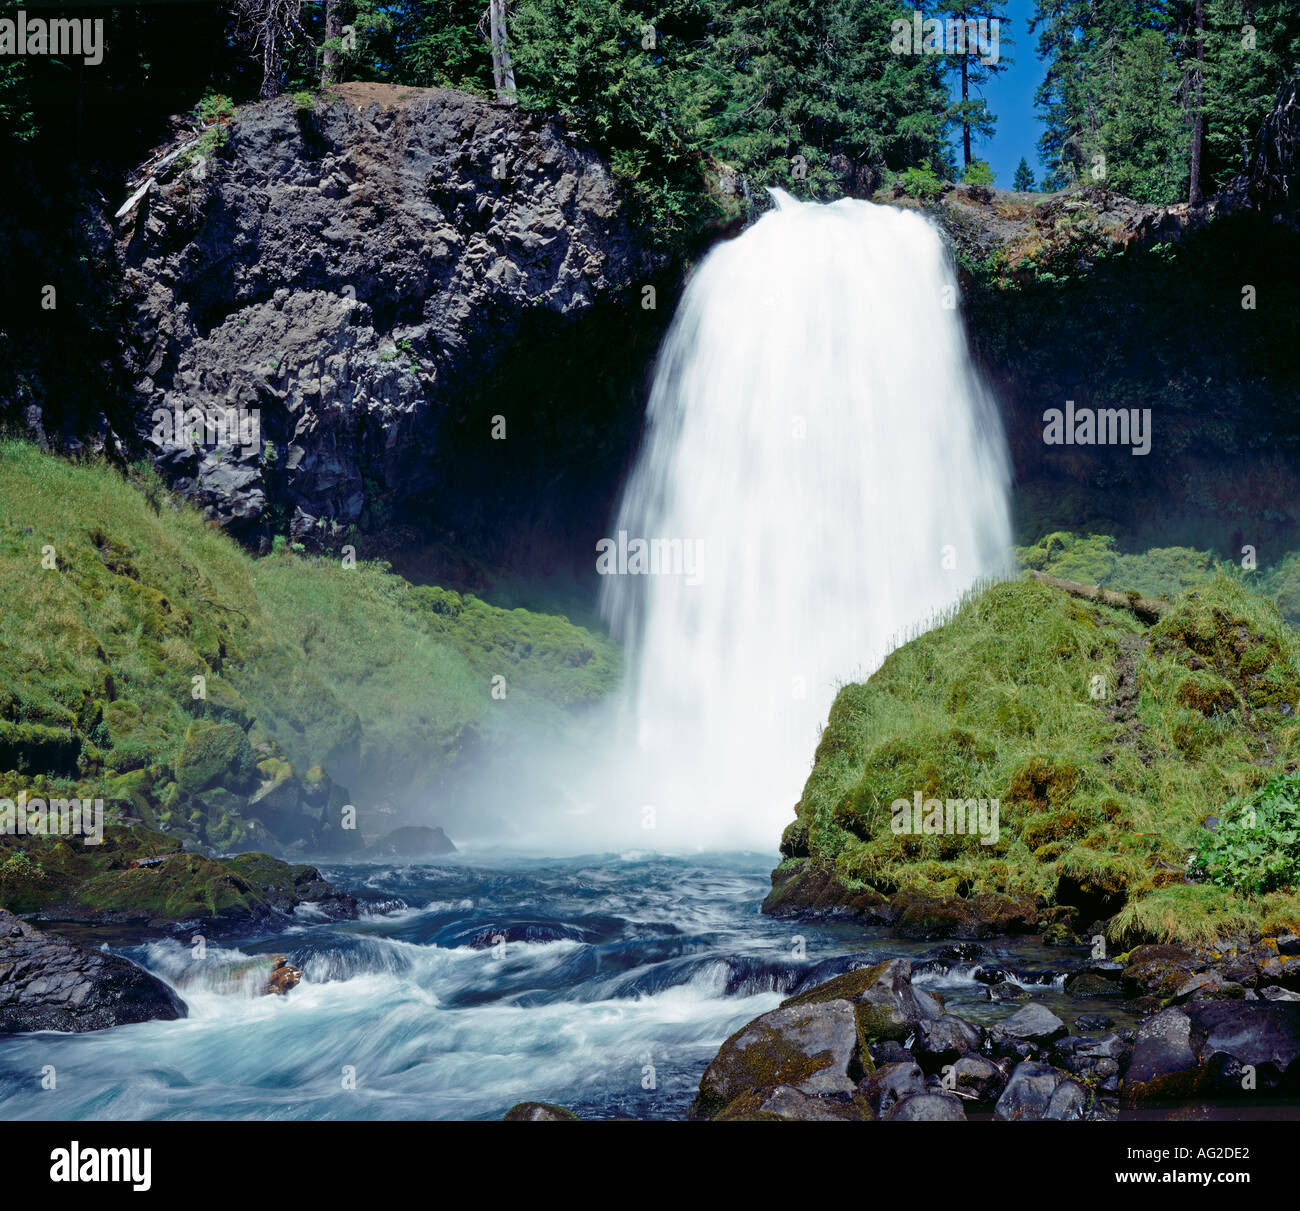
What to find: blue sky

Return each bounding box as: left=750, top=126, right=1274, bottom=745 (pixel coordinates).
left=962, top=0, right=1049, bottom=187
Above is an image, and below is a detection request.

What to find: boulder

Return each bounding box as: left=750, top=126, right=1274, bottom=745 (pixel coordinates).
left=859, top=1060, right=927, bottom=1117
left=995, top=1061, right=1087, bottom=1121
left=993, top=1002, right=1069, bottom=1047
left=947, top=1054, right=1007, bottom=1103
left=1124, top=1002, right=1300, bottom=1102
left=716, top=1085, right=871, bottom=1121
left=0, top=909, right=186, bottom=1032
left=264, top=955, right=302, bottom=996
left=781, top=957, right=942, bottom=1047
left=689, top=998, right=861, bottom=1120
left=886, top=1092, right=968, bottom=1121
left=364, top=825, right=457, bottom=861
left=503, top=1102, right=578, bottom=1121
left=913, top=1014, right=982, bottom=1072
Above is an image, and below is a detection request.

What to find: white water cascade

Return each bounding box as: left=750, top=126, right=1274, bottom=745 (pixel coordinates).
left=596, top=190, right=1013, bottom=852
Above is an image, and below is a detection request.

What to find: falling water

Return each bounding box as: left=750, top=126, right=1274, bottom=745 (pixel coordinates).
left=599, top=189, right=1013, bottom=851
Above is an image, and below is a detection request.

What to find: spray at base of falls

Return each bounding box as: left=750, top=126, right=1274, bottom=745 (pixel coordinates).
left=592, top=189, right=1013, bottom=852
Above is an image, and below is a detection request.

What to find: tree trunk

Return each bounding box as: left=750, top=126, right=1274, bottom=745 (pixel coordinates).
left=489, top=0, right=516, bottom=102
left=961, top=54, right=971, bottom=167
left=1188, top=0, right=1205, bottom=204
left=321, top=0, right=341, bottom=87
left=1028, top=571, right=1169, bottom=624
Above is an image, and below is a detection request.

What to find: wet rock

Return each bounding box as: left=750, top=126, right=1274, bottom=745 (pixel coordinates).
left=987, top=980, right=1031, bottom=1002
left=503, top=1102, right=578, bottom=1121
left=0, top=909, right=186, bottom=1033
left=716, top=1085, right=871, bottom=1121
left=885, top=1091, right=968, bottom=1121
left=1074, top=1013, right=1114, bottom=1031
left=264, top=955, right=301, bottom=996
left=689, top=998, right=861, bottom=1120
left=1124, top=1001, right=1300, bottom=1102
left=913, top=1014, right=982, bottom=1072
left=1065, top=972, right=1125, bottom=999
left=364, top=825, right=457, bottom=861
left=859, top=1060, right=926, bottom=1117
left=1260, top=986, right=1300, bottom=1002
left=996, top=1002, right=1069, bottom=1045
left=995, top=1061, right=1087, bottom=1121
left=948, top=1054, right=1006, bottom=1103
left=781, top=957, right=942, bottom=1045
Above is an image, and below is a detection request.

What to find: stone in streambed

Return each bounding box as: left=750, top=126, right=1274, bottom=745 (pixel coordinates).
left=781, top=957, right=942, bottom=1048
left=996, top=1002, right=1069, bottom=1044
left=886, top=1092, right=968, bottom=1121
left=859, top=1060, right=927, bottom=1117
left=0, top=909, right=186, bottom=1033
left=264, top=955, right=302, bottom=996
left=689, top=998, right=861, bottom=1120
left=995, top=1061, right=1087, bottom=1121
left=913, top=1014, right=982, bottom=1072
left=948, top=1054, right=1006, bottom=1103
left=715, top=1085, right=871, bottom=1121
left=503, top=1102, right=578, bottom=1121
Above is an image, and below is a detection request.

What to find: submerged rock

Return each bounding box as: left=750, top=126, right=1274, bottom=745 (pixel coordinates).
left=503, top=1102, right=579, bottom=1122
left=0, top=909, right=186, bottom=1033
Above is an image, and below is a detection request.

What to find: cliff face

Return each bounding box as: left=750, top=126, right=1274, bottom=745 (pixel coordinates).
left=116, top=83, right=658, bottom=558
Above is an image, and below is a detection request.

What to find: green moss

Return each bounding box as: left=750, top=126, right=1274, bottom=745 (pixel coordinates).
left=771, top=573, right=1300, bottom=947
left=0, top=439, right=618, bottom=855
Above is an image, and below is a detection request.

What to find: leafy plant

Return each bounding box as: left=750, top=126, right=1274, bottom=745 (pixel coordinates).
left=898, top=160, right=947, bottom=203
left=962, top=159, right=996, bottom=188
left=1192, top=771, right=1300, bottom=897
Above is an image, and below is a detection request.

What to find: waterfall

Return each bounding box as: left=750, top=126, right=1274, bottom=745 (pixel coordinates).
left=597, top=190, right=1013, bottom=851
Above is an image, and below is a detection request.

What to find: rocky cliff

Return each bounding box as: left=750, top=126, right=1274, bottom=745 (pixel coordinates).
left=116, top=83, right=660, bottom=569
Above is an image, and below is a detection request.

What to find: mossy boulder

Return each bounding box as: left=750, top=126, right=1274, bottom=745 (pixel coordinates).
left=689, top=999, right=862, bottom=1120
left=782, top=958, right=942, bottom=1051
left=175, top=720, right=256, bottom=796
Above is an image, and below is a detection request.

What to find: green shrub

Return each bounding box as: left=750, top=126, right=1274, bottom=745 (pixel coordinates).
left=1192, top=771, right=1300, bottom=896
left=898, top=159, right=947, bottom=203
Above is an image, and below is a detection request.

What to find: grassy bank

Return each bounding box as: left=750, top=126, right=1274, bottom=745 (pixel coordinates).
left=0, top=439, right=617, bottom=872
left=770, top=574, right=1300, bottom=947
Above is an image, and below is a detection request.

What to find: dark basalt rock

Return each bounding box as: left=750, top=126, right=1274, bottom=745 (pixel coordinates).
left=116, top=83, right=657, bottom=552
left=859, top=1060, right=927, bottom=1117
left=913, top=1014, right=983, bottom=1073
left=689, top=998, right=861, bottom=1121
left=995, top=1002, right=1069, bottom=1045
left=781, top=958, right=943, bottom=1045
left=995, top=1061, right=1088, bottom=1121
left=0, top=909, right=186, bottom=1033
left=947, top=1054, right=1006, bottom=1103
left=885, top=1091, right=968, bottom=1121
left=1124, top=1001, right=1300, bottom=1102
left=503, top=1101, right=578, bottom=1121
left=363, top=825, right=456, bottom=862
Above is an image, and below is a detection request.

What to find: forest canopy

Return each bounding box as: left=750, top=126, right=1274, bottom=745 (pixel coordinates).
left=1, top=0, right=1297, bottom=238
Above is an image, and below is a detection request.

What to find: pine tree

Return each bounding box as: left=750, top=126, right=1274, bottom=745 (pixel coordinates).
left=937, top=0, right=1013, bottom=169
left=1013, top=156, right=1036, bottom=190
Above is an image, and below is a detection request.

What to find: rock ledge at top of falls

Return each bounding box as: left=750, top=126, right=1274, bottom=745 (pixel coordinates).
left=0, top=908, right=187, bottom=1033
left=116, top=82, right=655, bottom=540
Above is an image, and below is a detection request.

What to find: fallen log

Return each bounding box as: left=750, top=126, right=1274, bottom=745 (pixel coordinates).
left=1027, top=570, right=1170, bottom=624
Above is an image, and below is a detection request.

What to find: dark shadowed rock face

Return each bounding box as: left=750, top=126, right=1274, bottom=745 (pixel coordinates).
left=117, top=83, right=654, bottom=546
left=0, top=909, right=186, bottom=1033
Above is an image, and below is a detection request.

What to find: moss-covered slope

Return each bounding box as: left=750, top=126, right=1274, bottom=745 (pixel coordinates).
left=766, top=575, right=1300, bottom=947
left=0, top=438, right=617, bottom=872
